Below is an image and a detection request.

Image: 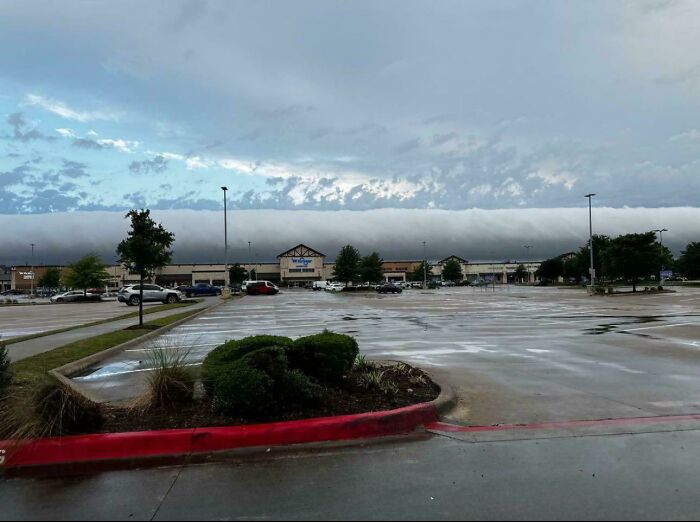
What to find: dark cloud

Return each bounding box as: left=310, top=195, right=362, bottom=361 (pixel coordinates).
left=129, top=155, right=169, bottom=174
left=72, top=138, right=107, bottom=150
left=5, top=112, right=53, bottom=143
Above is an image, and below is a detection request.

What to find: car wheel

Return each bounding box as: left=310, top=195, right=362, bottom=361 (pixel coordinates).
left=56, top=298, right=64, bottom=303
left=166, top=294, right=178, bottom=304
left=129, top=296, right=141, bottom=306
left=186, top=292, right=192, bottom=298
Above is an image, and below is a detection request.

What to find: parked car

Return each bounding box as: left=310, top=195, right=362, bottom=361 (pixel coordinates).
left=51, top=291, right=101, bottom=303
left=1, top=289, right=24, bottom=296
left=312, top=281, right=330, bottom=291
left=180, top=283, right=222, bottom=298
left=246, top=281, right=280, bottom=296
left=376, top=283, right=403, bottom=294
left=325, top=282, right=345, bottom=292
left=118, top=285, right=183, bottom=306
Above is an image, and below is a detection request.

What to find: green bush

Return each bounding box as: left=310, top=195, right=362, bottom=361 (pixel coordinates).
left=33, top=381, right=104, bottom=436
left=0, top=344, right=12, bottom=396
left=202, top=336, right=293, bottom=396
left=211, top=362, right=274, bottom=418
left=277, top=369, right=321, bottom=408
left=286, top=331, right=359, bottom=383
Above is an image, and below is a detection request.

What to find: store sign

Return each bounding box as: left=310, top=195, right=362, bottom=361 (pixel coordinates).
left=291, top=257, right=313, bottom=268
left=19, top=271, right=34, bottom=280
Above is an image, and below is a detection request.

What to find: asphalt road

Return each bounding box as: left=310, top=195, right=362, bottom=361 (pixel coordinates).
left=4, top=418, right=700, bottom=520
left=76, top=286, right=700, bottom=427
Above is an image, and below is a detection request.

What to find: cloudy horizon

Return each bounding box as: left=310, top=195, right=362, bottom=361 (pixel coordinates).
left=1, top=1, right=699, bottom=261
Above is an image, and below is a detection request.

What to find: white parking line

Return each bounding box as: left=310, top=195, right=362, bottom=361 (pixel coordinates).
left=619, top=322, right=695, bottom=333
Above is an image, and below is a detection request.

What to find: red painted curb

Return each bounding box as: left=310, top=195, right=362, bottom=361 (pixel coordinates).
left=0, top=403, right=437, bottom=470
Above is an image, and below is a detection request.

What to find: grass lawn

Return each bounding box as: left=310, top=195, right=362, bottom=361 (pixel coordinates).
left=9, top=310, right=200, bottom=393
left=4, top=300, right=200, bottom=346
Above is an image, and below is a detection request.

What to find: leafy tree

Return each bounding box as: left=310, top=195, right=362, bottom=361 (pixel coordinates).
left=333, top=245, right=361, bottom=286
left=0, top=344, right=11, bottom=396
left=38, top=268, right=61, bottom=289
left=62, top=255, right=111, bottom=295
left=117, top=210, right=175, bottom=326
left=514, top=264, right=529, bottom=283
left=359, top=252, right=385, bottom=284
left=410, top=261, right=434, bottom=282
left=229, top=264, right=248, bottom=285
left=536, top=257, right=564, bottom=282
left=604, top=232, right=663, bottom=292
left=676, top=242, right=700, bottom=280
left=249, top=268, right=257, bottom=281
left=442, top=258, right=463, bottom=282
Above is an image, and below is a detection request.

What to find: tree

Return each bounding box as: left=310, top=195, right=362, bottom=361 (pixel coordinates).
left=38, top=268, right=61, bottom=289
left=676, top=242, right=700, bottom=280
left=0, top=344, right=11, bottom=396
left=604, top=232, right=662, bottom=292
left=229, top=264, right=248, bottom=285
left=62, top=255, right=111, bottom=295
left=117, top=210, right=175, bottom=326
left=442, top=258, right=463, bottom=282
left=333, top=245, right=361, bottom=286
left=410, top=261, right=434, bottom=282
left=536, top=257, right=564, bottom=283
left=514, top=264, right=529, bottom=283
left=359, top=252, right=385, bottom=284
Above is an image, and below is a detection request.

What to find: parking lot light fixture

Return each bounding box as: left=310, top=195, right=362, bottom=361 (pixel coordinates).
left=30, top=243, right=35, bottom=297
left=585, top=194, right=596, bottom=293
left=222, top=187, right=229, bottom=287
left=423, top=241, right=427, bottom=289
left=655, top=228, right=669, bottom=284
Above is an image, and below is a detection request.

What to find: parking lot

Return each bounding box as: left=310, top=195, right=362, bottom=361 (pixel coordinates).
left=72, top=286, right=700, bottom=425
left=0, top=298, right=196, bottom=342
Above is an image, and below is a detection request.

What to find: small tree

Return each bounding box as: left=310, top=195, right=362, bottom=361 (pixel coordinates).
left=536, top=257, right=564, bottom=283
left=38, top=268, right=61, bottom=290
left=229, top=264, right=248, bottom=285
left=62, top=255, right=111, bottom=295
left=410, top=261, right=434, bottom=282
left=117, top=210, right=175, bottom=326
left=359, top=252, right=385, bottom=284
left=333, top=245, right=361, bottom=286
left=442, top=258, right=463, bottom=283
left=604, top=232, right=662, bottom=292
left=514, top=264, right=529, bottom=283
left=676, top=242, right=700, bottom=279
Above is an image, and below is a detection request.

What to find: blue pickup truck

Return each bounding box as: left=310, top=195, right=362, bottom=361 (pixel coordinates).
left=180, top=283, right=222, bottom=298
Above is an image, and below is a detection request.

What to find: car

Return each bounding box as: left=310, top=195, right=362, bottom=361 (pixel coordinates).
left=51, top=291, right=101, bottom=303
left=376, top=283, right=403, bottom=294
left=1, top=289, right=24, bottom=296
left=325, top=282, right=345, bottom=292
left=118, top=284, right=183, bottom=306
left=312, top=281, right=330, bottom=291
left=246, top=281, right=280, bottom=295
left=180, top=283, right=222, bottom=298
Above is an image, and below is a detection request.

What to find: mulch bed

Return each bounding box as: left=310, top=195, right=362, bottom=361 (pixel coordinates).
left=99, top=364, right=440, bottom=434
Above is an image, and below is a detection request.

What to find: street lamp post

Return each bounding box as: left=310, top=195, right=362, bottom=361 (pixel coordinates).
left=221, top=187, right=229, bottom=287
left=523, top=245, right=532, bottom=283
left=423, top=241, right=428, bottom=289
left=30, top=243, right=35, bottom=297
left=655, top=228, right=669, bottom=285
left=585, top=194, right=596, bottom=294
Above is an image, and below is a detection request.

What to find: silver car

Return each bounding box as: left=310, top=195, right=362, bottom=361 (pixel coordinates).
left=118, top=284, right=182, bottom=306
left=51, top=291, right=99, bottom=303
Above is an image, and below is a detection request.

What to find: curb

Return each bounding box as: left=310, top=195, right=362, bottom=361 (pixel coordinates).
left=0, top=403, right=438, bottom=472
left=0, top=372, right=456, bottom=473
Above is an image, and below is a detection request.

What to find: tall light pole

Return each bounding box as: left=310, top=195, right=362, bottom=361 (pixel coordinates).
left=30, top=243, right=35, bottom=296
left=523, top=245, right=532, bottom=283
left=585, top=194, right=596, bottom=293
left=248, top=241, right=255, bottom=281
left=221, top=187, right=229, bottom=287
left=423, top=241, right=428, bottom=289
left=655, top=228, right=669, bottom=285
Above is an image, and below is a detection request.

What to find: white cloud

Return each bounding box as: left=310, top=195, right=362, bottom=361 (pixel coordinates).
left=527, top=160, right=579, bottom=191
left=97, top=138, right=139, bottom=153
left=25, top=94, right=121, bottom=122
left=669, top=129, right=700, bottom=144
left=55, top=128, right=76, bottom=138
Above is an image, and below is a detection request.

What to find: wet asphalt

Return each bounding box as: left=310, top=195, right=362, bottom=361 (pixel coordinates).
left=74, top=286, right=700, bottom=425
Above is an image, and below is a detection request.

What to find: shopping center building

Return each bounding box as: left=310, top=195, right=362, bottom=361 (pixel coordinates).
left=8, top=243, right=543, bottom=292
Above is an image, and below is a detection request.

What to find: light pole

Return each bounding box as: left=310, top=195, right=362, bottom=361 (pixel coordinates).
left=655, top=228, right=669, bottom=285
left=221, top=187, right=229, bottom=287
left=423, top=241, right=428, bottom=289
left=585, top=193, right=596, bottom=293
left=523, top=245, right=532, bottom=283
left=30, top=243, right=35, bottom=296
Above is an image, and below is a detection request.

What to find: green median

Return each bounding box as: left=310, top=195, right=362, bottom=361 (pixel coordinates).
left=4, top=300, right=201, bottom=346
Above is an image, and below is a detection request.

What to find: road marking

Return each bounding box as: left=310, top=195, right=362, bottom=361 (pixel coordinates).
left=619, top=322, right=695, bottom=333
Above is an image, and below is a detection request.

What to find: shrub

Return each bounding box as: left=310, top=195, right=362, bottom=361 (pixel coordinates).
left=277, top=369, right=321, bottom=408
left=354, top=355, right=378, bottom=373
left=286, top=331, right=359, bottom=383
left=33, top=381, right=103, bottom=437
left=147, top=347, right=195, bottom=409
left=0, top=344, right=12, bottom=396
left=239, top=346, right=290, bottom=380
left=211, top=362, right=274, bottom=418
left=202, top=335, right=293, bottom=396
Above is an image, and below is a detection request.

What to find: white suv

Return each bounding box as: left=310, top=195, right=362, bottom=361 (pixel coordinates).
left=118, top=285, right=183, bottom=306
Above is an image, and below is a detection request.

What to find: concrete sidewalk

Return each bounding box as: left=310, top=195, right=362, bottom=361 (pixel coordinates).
left=6, top=298, right=218, bottom=362
left=3, top=421, right=700, bottom=520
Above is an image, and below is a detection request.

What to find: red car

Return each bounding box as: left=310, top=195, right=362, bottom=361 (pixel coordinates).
left=246, top=281, right=280, bottom=295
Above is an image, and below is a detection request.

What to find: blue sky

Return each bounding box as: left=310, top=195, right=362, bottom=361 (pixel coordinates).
left=2, top=0, right=700, bottom=216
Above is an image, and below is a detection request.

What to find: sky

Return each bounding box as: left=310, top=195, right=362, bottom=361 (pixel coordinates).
left=1, top=0, right=699, bottom=262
